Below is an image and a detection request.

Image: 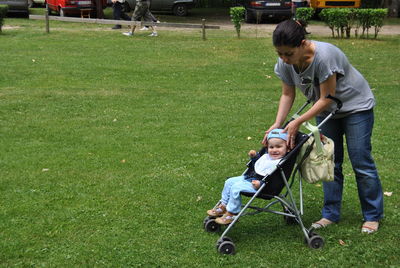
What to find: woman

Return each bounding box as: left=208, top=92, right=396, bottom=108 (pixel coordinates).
left=263, top=19, right=384, bottom=233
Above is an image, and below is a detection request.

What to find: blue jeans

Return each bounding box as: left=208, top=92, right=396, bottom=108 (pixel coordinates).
left=316, top=109, right=384, bottom=222
left=220, top=175, right=257, bottom=214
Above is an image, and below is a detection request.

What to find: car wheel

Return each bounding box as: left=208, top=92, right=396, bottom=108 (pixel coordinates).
left=59, top=7, right=65, bottom=17
left=173, top=3, right=187, bottom=16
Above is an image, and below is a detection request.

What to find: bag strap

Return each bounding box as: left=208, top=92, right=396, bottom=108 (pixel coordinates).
left=292, top=112, right=323, bottom=155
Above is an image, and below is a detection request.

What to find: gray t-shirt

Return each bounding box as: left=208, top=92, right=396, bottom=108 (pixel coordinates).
left=274, top=41, right=375, bottom=117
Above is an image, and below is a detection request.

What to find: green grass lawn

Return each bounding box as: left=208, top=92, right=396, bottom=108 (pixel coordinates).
left=0, top=16, right=399, bottom=267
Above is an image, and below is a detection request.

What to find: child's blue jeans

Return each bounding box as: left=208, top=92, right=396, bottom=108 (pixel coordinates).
left=220, top=175, right=257, bottom=214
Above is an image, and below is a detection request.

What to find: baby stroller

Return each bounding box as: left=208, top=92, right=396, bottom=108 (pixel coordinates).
left=203, top=95, right=342, bottom=255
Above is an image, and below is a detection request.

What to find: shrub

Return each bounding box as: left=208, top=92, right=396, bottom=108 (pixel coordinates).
left=319, top=8, right=387, bottom=39
left=230, top=6, right=245, bottom=38
left=0, top=4, right=8, bottom=33
left=356, top=9, right=373, bottom=38
left=295, top=7, right=315, bottom=26
left=319, top=9, right=336, bottom=37
left=370, top=9, right=388, bottom=38
left=296, top=7, right=315, bottom=25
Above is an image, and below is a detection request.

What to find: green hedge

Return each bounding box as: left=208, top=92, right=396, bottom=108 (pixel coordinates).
left=319, top=8, right=388, bottom=39
left=0, top=4, right=8, bottom=33
left=295, top=7, right=315, bottom=26
left=295, top=7, right=315, bottom=25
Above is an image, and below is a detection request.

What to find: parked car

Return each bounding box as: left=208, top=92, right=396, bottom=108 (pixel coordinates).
left=242, top=0, right=292, bottom=23
left=124, top=0, right=196, bottom=17
left=0, top=0, right=29, bottom=16
left=46, top=0, right=106, bottom=17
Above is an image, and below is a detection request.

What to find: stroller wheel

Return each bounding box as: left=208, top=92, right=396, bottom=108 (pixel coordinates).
left=204, top=218, right=221, bottom=233
left=284, top=215, right=297, bottom=225
left=216, top=236, right=233, bottom=250
left=308, top=235, right=324, bottom=249
left=203, top=216, right=214, bottom=227
left=283, top=207, right=297, bottom=225
left=217, top=241, right=236, bottom=255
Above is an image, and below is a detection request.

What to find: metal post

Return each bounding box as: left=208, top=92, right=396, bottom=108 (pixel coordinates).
left=45, top=8, right=49, bottom=33
left=202, top=19, right=206, bottom=40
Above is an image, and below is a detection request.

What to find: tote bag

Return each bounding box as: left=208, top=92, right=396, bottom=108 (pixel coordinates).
left=298, top=134, right=335, bottom=184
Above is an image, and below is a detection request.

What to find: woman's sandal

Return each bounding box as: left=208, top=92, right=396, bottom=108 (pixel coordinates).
left=207, top=206, right=226, bottom=217
left=361, top=221, right=379, bottom=234
left=215, top=214, right=234, bottom=225
left=311, top=218, right=334, bottom=229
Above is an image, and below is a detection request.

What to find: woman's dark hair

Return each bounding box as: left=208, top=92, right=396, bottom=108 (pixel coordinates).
left=273, top=19, right=308, bottom=48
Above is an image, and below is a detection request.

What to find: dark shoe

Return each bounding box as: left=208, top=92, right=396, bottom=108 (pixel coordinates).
left=112, top=25, right=122, bottom=29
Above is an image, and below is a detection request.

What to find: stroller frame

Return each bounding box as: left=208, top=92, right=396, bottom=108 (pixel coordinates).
left=203, top=95, right=342, bottom=255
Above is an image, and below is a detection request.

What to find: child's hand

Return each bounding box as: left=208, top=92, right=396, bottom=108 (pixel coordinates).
left=251, top=180, right=261, bottom=189
left=248, top=150, right=257, bottom=158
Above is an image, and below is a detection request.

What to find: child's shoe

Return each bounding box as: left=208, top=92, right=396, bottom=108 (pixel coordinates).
left=215, top=214, right=234, bottom=225
left=149, top=32, right=158, bottom=37
left=207, top=206, right=225, bottom=217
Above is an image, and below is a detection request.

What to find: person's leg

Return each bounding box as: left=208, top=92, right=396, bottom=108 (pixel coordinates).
left=120, top=3, right=131, bottom=21
left=147, top=10, right=158, bottom=22
left=121, top=12, right=131, bottom=21
left=123, top=4, right=140, bottom=35
left=207, top=175, right=245, bottom=218
left=112, top=2, right=121, bottom=20
left=220, top=176, right=246, bottom=206
left=112, top=2, right=123, bottom=29
left=317, top=116, right=345, bottom=223
left=143, top=10, right=157, bottom=36
left=343, top=110, right=384, bottom=222
left=225, top=179, right=256, bottom=214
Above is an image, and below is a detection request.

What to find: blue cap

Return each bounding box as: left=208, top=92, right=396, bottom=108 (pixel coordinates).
left=267, top=129, right=288, bottom=141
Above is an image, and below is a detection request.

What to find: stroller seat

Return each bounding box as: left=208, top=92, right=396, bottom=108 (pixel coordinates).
left=241, top=132, right=309, bottom=200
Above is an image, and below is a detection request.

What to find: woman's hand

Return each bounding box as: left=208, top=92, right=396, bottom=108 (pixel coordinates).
left=262, top=123, right=281, bottom=145
left=252, top=180, right=261, bottom=189
left=283, top=119, right=301, bottom=149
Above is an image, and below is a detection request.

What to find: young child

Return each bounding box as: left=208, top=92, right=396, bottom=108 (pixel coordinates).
left=207, top=129, right=289, bottom=225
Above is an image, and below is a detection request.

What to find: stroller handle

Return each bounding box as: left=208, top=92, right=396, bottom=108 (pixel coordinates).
left=326, top=94, right=343, bottom=112
left=282, top=95, right=342, bottom=129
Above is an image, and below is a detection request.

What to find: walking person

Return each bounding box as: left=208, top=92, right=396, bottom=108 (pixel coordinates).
left=122, top=0, right=158, bottom=37
left=111, top=0, right=131, bottom=30
left=263, top=19, right=384, bottom=234
left=140, top=0, right=160, bottom=31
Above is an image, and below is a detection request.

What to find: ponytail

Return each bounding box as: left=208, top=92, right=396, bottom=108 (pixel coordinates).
left=273, top=19, right=309, bottom=48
